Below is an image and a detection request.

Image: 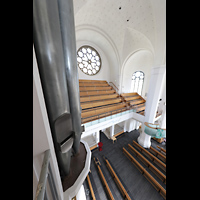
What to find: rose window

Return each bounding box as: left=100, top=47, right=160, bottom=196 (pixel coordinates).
left=77, top=46, right=101, bottom=75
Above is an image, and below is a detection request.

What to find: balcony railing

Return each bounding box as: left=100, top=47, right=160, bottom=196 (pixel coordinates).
left=34, top=149, right=59, bottom=200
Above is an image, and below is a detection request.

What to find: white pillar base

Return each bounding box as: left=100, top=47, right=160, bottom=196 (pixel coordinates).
left=137, top=131, right=151, bottom=148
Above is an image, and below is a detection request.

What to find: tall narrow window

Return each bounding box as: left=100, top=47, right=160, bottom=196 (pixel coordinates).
left=131, top=71, right=144, bottom=95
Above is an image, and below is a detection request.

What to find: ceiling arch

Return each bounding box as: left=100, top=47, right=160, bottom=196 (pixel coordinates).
left=73, top=0, right=166, bottom=80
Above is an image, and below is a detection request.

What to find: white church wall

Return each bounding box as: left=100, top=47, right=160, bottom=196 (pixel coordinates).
left=76, top=26, right=119, bottom=84
left=120, top=49, right=154, bottom=97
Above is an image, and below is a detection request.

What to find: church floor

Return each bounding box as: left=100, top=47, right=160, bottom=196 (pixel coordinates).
left=83, top=130, right=166, bottom=200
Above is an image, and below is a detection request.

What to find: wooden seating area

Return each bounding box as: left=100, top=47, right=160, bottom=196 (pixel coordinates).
left=122, top=139, right=166, bottom=199
left=86, top=174, right=96, bottom=200
left=120, top=92, right=146, bottom=115
left=103, top=156, right=131, bottom=200
left=88, top=156, right=132, bottom=200
left=157, top=145, right=166, bottom=155
left=123, top=147, right=166, bottom=199
left=93, top=156, right=115, bottom=200
left=80, top=79, right=129, bottom=123
left=132, top=141, right=166, bottom=172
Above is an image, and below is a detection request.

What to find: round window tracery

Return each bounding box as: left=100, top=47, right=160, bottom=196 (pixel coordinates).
left=77, top=46, right=101, bottom=75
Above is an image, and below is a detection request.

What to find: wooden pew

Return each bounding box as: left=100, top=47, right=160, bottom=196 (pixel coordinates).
left=86, top=174, right=96, bottom=200
left=123, top=148, right=166, bottom=199
left=93, top=157, right=115, bottom=200
left=103, top=156, right=131, bottom=200
left=81, top=98, right=122, bottom=110
left=79, top=79, right=107, bottom=83
left=132, top=141, right=166, bottom=172
left=149, top=146, right=166, bottom=163
left=133, top=103, right=145, bottom=113
left=129, top=99, right=145, bottom=106
left=123, top=96, right=141, bottom=102
left=120, top=92, right=138, bottom=97
left=157, top=146, right=166, bottom=155
left=81, top=102, right=124, bottom=113
left=128, top=144, right=166, bottom=184
left=137, top=111, right=145, bottom=116
left=79, top=82, right=109, bottom=87
left=80, top=94, right=119, bottom=103
left=81, top=103, right=127, bottom=123
left=79, top=86, right=113, bottom=91
left=80, top=90, right=116, bottom=97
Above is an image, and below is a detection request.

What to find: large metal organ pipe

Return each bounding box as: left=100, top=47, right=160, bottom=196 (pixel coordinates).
left=33, top=0, right=81, bottom=177
left=57, top=0, right=82, bottom=155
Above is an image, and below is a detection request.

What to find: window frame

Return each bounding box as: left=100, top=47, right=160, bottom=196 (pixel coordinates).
left=131, top=71, right=145, bottom=95
left=77, top=45, right=102, bottom=76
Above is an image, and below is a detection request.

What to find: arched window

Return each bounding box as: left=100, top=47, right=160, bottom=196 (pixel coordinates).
left=131, top=71, right=144, bottom=95
left=77, top=45, right=101, bottom=76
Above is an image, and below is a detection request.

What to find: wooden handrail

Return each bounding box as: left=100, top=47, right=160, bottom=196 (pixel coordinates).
left=109, top=82, right=119, bottom=91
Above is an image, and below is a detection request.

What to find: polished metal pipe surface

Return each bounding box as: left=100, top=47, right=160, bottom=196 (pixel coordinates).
left=33, top=0, right=72, bottom=176
left=57, top=0, right=82, bottom=154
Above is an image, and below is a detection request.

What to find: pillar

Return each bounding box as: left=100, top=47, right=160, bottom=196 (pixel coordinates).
left=158, top=103, right=166, bottom=129
left=110, top=125, right=115, bottom=138
left=95, top=131, right=100, bottom=144
left=138, top=65, right=166, bottom=148
left=124, top=119, right=136, bottom=132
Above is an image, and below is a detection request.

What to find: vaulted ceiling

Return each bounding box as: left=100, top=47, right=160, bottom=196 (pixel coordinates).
left=73, top=0, right=166, bottom=67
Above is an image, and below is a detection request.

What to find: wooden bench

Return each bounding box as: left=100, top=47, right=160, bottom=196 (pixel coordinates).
left=81, top=102, right=125, bottom=113
left=81, top=98, right=122, bottom=110
left=138, top=111, right=145, bottom=115
left=79, top=82, right=109, bottom=87
left=111, top=136, right=117, bottom=144
left=93, top=157, right=115, bottom=200
left=123, top=148, right=166, bottom=199
left=149, top=146, right=166, bottom=163
left=80, top=90, right=116, bottom=97
left=79, top=86, right=113, bottom=91
left=132, top=141, right=166, bottom=172
left=124, top=96, right=141, bottom=102
left=128, top=144, right=166, bottom=184
left=133, top=103, right=146, bottom=113
left=90, top=144, right=98, bottom=151
left=157, top=146, right=166, bottom=155
left=129, top=99, right=145, bottom=106
left=103, top=156, right=131, bottom=200
left=86, top=174, right=96, bottom=200
left=120, top=92, right=138, bottom=97
left=81, top=103, right=127, bottom=123
left=80, top=94, right=119, bottom=103
left=79, top=79, right=107, bottom=83
left=114, top=131, right=124, bottom=138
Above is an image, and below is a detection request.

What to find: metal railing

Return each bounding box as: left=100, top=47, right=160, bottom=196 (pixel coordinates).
left=109, top=82, right=119, bottom=92
left=35, top=149, right=59, bottom=200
